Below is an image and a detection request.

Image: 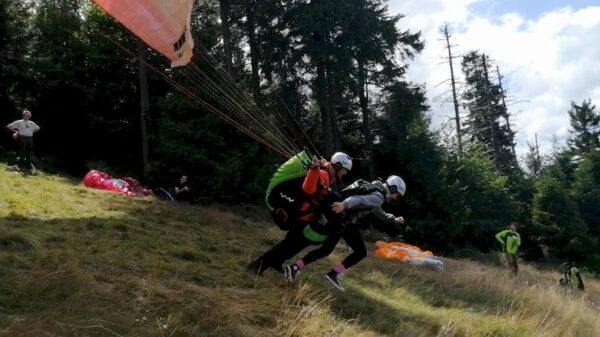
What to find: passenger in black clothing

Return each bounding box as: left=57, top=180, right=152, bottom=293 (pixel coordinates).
left=284, top=176, right=407, bottom=291
left=174, top=175, right=192, bottom=202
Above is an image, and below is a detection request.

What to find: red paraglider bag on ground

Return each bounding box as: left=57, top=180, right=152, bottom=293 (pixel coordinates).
left=83, top=170, right=152, bottom=197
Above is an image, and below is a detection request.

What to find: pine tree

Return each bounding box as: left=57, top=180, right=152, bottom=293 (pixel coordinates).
left=573, top=150, right=600, bottom=249
left=524, top=137, right=542, bottom=176
left=460, top=51, right=517, bottom=175
left=0, top=0, right=32, bottom=117
left=568, top=99, right=600, bottom=155
left=531, top=175, right=589, bottom=260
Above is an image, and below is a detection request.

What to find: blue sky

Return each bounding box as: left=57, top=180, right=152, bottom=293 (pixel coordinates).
left=471, top=0, right=599, bottom=18
left=388, top=0, right=600, bottom=159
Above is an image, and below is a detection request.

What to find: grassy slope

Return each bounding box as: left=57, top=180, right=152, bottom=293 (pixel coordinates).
left=0, top=165, right=598, bottom=337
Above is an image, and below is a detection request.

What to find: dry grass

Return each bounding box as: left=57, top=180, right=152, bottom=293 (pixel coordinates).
left=0, top=164, right=598, bottom=336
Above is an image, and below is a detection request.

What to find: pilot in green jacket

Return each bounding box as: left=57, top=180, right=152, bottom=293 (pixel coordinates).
left=496, top=222, right=521, bottom=275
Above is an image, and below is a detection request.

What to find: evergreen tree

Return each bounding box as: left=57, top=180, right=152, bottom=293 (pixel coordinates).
left=572, top=149, right=600, bottom=270
left=27, top=0, right=92, bottom=172
left=0, top=0, right=32, bottom=123
left=524, top=142, right=541, bottom=176
left=441, top=143, right=518, bottom=251
left=374, top=82, right=451, bottom=248
left=568, top=99, right=600, bottom=155
left=460, top=51, right=518, bottom=175
left=340, top=0, right=423, bottom=177
left=531, top=174, right=589, bottom=261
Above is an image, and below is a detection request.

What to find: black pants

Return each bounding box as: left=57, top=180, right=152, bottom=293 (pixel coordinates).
left=302, top=226, right=367, bottom=270
left=18, top=136, right=34, bottom=167
left=251, top=227, right=317, bottom=274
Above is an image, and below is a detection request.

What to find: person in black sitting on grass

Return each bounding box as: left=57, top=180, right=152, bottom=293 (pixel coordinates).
left=154, top=174, right=193, bottom=202
left=173, top=175, right=192, bottom=202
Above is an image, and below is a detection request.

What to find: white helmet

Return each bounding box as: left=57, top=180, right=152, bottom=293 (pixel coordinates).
left=386, top=175, right=406, bottom=197
left=330, top=152, right=352, bottom=171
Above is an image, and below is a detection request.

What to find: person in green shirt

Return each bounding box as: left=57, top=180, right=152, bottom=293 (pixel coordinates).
left=495, top=222, right=521, bottom=276
left=559, top=264, right=585, bottom=291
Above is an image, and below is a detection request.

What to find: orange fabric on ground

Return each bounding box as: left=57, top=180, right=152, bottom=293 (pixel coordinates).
left=374, top=241, right=434, bottom=261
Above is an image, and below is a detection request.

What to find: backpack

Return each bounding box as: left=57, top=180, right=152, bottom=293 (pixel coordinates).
left=265, top=151, right=311, bottom=230
left=341, top=179, right=386, bottom=199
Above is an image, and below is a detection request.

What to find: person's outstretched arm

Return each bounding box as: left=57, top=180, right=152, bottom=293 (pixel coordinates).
left=364, top=207, right=406, bottom=237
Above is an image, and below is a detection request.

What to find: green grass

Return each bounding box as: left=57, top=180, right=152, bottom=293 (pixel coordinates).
left=0, top=164, right=598, bottom=336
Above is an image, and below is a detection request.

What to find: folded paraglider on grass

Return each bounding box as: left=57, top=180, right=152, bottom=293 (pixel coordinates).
left=374, top=241, right=445, bottom=270
left=83, top=170, right=152, bottom=197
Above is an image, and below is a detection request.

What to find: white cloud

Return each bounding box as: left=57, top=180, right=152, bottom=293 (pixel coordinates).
left=389, top=1, right=600, bottom=158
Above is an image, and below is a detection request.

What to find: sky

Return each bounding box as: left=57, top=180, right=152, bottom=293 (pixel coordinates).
left=387, top=0, right=600, bottom=158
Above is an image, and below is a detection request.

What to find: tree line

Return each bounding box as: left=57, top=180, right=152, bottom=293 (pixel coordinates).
left=0, top=0, right=598, bottom=271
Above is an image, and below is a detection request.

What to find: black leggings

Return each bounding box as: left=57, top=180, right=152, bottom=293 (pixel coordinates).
left=301, top=226, right=367, bottom=270
left=252, top=227, right=315, bottom=274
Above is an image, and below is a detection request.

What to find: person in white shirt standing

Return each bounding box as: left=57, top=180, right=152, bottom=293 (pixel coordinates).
left=6, top=109, right=40, bottom=170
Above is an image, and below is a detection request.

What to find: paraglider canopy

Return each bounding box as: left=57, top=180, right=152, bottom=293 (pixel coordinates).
left=374, top=241, right=444, bottom=269
left=94, top=0, right=195, bottom=67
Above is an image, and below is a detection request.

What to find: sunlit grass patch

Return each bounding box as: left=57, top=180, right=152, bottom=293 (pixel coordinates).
left=0, top=163, right=598, bottom=336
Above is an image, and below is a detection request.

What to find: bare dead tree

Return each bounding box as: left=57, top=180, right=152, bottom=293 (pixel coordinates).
left=441, top=25, right=462, bottom=154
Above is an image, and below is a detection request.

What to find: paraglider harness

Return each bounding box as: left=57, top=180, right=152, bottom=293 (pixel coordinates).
left=341, top=179, right=387, bottom=228
left=340, top=179, right=387, bottom=199
left=265, top=151, right=314, bottom=230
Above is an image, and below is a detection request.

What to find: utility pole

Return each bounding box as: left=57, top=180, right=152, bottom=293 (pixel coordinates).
left=496, top=65, right=518, bottom=168
left=442, top=25, right=462, bottom=154
left=482, top=54, right=499, bottom=165
left=138, top=41, right=150, bottom=178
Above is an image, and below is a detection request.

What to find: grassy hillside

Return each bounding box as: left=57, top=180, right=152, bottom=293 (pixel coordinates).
left=0, top=165, right=598, bottom=337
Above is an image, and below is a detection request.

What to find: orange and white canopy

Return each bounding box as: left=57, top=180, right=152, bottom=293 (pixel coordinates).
left=94, top=0, right=195, bottom=67
left=374, top=241, right=444, bottom=269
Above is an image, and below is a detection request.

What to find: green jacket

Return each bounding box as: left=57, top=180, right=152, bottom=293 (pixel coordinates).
left=495, top=230, right=521, bottom=254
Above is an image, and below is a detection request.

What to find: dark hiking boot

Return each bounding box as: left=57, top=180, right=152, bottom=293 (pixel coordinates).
left=284, top=264, right=301, bottom=281
left=325, top=270, right=345, bottom=291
